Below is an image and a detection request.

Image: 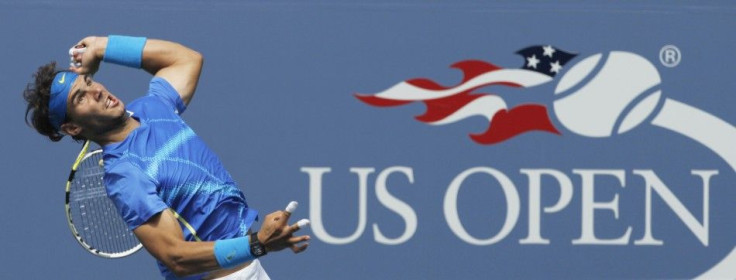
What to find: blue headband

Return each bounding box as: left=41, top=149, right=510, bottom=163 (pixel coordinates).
left=49, top=71, right=79, bottom=130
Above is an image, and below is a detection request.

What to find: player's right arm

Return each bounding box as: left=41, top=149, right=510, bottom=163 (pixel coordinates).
left=134, top=209, right=309, bottom=278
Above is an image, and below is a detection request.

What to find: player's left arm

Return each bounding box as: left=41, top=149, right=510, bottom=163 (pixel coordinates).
left=69, top=36, right=203, bottom=106
left=134, top=208, right=309, bottom=278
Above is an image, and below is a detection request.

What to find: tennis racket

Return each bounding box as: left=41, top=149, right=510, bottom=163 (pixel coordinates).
left=65, top=141, right=142, bottom=258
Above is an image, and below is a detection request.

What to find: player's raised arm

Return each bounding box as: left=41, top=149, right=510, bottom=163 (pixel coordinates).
left=69, top=35, right=203, bottom=106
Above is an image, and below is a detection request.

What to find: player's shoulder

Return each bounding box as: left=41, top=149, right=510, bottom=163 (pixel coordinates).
left=147, top=77, right=187, bottom=114
left=126, top=93, right=181, bottom=121
left=102, top=151, right=151, bottom=185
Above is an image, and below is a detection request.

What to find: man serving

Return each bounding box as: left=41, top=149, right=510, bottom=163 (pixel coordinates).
left=23, top=35, right=309, bottom=279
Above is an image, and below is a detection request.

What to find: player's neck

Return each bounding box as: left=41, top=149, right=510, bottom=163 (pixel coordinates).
left=92, top=116, right=140, bottom=146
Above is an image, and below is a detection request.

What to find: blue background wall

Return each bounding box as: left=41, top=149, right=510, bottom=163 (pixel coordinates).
left=2, top=1, right=735, bottom=279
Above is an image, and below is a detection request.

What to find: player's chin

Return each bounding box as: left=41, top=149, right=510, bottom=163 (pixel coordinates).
left=112, top=106, right=127, bottom=118
left=106, top=110, right=129, bottom=127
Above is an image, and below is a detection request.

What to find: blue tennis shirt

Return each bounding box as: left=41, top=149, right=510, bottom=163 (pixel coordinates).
left=102, top=77, right=258, bottom=279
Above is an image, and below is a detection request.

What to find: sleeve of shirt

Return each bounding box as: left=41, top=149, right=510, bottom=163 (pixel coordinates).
left=104, top=161, right=168, bottom=231
left=148, top=77, right=187, bottom=115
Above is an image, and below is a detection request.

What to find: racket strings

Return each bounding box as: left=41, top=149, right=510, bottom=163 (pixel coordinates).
left=70, top=152, right=139, bottom=255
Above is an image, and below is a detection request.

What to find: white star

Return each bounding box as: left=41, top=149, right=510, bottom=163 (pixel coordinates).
left=549, top=60, right=562, bottom=73
left=526, top=54, right=540, bottom=69
left=542, top=45, right=556, bottom=57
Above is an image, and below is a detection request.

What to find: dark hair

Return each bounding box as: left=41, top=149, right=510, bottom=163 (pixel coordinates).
left=23, top=62, right=85, bottom=142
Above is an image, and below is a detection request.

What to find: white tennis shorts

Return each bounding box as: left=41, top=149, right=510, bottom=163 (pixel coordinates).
left=214, top=259, right=270, bottom=280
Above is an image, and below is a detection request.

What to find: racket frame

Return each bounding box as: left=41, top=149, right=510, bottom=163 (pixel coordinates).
left=64, top=141, right=143, bottom=258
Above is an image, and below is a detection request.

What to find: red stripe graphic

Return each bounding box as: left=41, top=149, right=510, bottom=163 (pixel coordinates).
left=470, top=104, right=560, bottom=145
left=355, top=58, right=560, bottom=145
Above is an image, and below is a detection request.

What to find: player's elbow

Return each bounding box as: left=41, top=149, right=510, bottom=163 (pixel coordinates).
left=159, top=247, right=200, bottom=277
left=196, top=52, right=203, bottom=65
left=169, top=266, right=193, bottom=278
left=189, top=50, right=204, bottom=69
left=187, top=50, right=204, bottom=83
left=164, top=253, right=196, bottom=277
left=177, top=48, right=203, bottom=74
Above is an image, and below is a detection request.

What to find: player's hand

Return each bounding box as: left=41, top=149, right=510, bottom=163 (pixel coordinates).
left=68, top=36, right=106, bottom=75
left=257, top=202, right=310, bottom=254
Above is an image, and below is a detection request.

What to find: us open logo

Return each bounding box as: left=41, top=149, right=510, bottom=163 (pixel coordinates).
left=346, top=46, right=736, bottom=278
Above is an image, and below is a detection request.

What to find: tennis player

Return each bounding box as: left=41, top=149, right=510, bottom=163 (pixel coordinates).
left=23, top=35, right=309, bottom=279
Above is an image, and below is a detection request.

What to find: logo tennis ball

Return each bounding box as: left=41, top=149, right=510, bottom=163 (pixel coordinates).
left=553, top=51, right=662, bottom=137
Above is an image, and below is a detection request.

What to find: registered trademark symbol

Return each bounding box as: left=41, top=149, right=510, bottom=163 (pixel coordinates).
left=659, top=45, right=681, bottom=67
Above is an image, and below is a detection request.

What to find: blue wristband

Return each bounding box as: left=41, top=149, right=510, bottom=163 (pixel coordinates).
left=213, top=237, right=254, bottom=269
left=103, top=35, right=146, bottom=68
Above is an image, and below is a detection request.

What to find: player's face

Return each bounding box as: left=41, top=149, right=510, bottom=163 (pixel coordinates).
left=65, top=75, right=127, bottom=134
